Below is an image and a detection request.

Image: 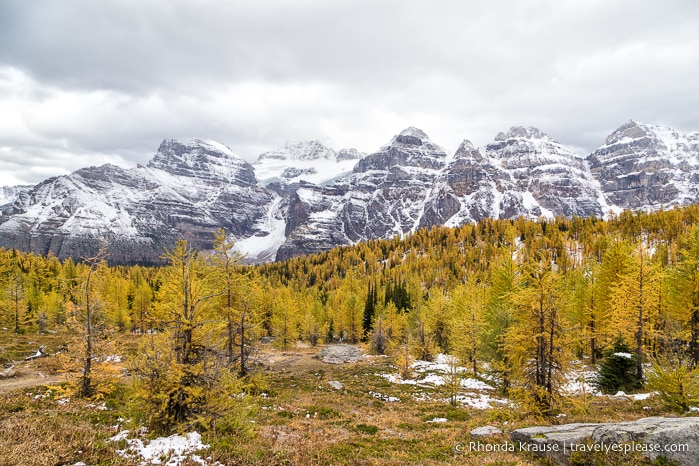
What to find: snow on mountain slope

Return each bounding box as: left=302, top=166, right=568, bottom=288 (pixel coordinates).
left=0, top=140, right=274, bottom=264
left=588, top=120, right=699, bottom=209
left=231, top=194, right=287, bottom=263
left=253, top=140, right=365, bottom=187
left=0, top=185, right=33, bottom=215
left=258, top=140, right=336, bottom=161
left=276, top=128, right=452, bottom=260
left=1, top=121, right=698, bottom=264
left=486, top=126, right=605, bottom=218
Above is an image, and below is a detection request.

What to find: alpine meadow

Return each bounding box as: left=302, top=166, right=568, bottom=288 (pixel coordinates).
left=3, top=2, right=699, bottom=464
left=2, top=207, right=699, bottom=464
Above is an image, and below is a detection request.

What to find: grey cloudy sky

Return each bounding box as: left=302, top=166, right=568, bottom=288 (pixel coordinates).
left=1, top=0, right=698, bottom=186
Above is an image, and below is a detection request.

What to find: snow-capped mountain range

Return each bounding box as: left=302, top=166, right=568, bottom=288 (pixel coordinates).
left=1, top=120, right=698, bottom=264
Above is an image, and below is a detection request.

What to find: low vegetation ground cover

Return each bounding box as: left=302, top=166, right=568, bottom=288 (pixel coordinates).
left=4, top=210, right=699, bottom=464
left=0, top=333, right=688, bottom=466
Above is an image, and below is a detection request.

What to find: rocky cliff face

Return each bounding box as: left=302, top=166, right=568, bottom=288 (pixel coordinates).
left=276, top=128, right=449, bottom=260
left=587, top=120, right=699, bottom=209
left=1, top=121, right=698, bottom=264
left=0, top=185, right=33, bottom=216
left=487, top=126, right=606, bottom=218
left=0, top=140, right=274, bottom=264
left=275, top=125, right=609, bottom=260
left=149, top=139, right=258, bottom=186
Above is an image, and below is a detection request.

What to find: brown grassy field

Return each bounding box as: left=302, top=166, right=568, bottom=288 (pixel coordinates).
left=0, top=333, right=684, bottom=465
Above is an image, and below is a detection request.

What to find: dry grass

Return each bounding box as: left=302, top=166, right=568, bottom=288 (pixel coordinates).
left=0, top=391, right=125, bottom=466
left=209, top=344, right=546, bottom=465
left=0, top=338, right=686, bottom=465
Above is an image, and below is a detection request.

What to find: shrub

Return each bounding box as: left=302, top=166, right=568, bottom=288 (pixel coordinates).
left=646, top=354, right=699, bottom=412
left=355, top=423, right=379, bottom=435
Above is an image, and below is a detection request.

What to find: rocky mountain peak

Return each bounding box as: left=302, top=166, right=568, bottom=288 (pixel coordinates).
left=354, top=127, right=447, bottom=172
left=495, top=126, right=550, bottom=142
left=394, top=127, right=430, bottom=146
left=603, top=120, right=652, bottom=146
left=453, top=139, right=484, bottom=162
left=488, top=125, right=580, bottom=167
left=147, top=138, right=256, bottom=185
left=588, top=120, right=699, bottom=209
left=258, top=140, right=336, bottom=162
left=335, top=148, right=366, bottom=161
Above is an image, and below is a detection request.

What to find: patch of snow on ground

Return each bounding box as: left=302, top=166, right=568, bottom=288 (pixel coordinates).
left=630, top=392, right=654, bottom=401
left=612, top=391, right=655, bottom=401
left=561, top=367, right=598, bottom=395
left=110, top=430, right=130, bottom=442
left=378, top=373, right=414, bottom=385
left=450, top=393, right=507, bottom=410
left=111, top=431, right=218, bottom=466
left=419, top=373, right=446, bottom=386
left=381, top=355, right=491, bottom=389
left=460, top=378, right=494, bottom=390
left=426, top=417, right=448, bottom=423
left=411, top=354, right=461, bottom=374
left=368, top=391, right=400, bottom=402
left=379, top=354, right=499, bottom=408
left=101, top=355, right=122, bottom=363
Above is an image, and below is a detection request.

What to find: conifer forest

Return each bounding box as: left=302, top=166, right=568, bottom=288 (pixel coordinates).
left=3, top=207, right=699, bottom=465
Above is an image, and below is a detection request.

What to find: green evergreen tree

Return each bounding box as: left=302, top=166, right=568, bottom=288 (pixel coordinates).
left=592, top=337, right=642, bottom=394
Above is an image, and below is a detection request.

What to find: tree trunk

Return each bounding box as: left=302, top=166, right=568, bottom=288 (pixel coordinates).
left=14, top=288, right=20, bottom=334
left=239, top=309, right=247, bottom=377
left=80, top=264, right=94, bottom=397
left=636, top=257, right=644, bottom=381
left=691, top=303, right=699, bottom=368
left=227, top=310, right=235, bottom=366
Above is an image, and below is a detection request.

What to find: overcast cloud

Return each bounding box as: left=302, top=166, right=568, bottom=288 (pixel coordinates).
left=1, top=0, right=698, bottom=186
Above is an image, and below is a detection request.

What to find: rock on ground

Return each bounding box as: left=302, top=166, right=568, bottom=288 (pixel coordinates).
left=0, top=365, right=16, bottom=379
left=316, top=345, right=363, bottom=364
left=512, top=417, right=699, bottom=466
left=327, top=380, right=344, bottom=390
left=470, top=425, right=503, bottom=438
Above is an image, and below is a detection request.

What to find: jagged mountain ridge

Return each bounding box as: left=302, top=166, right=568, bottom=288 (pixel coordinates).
left=0, top=139, right=274, bottom=264
left=588, top=120, right=699, bottom=209
left=1, top=121, right=698, bottom=264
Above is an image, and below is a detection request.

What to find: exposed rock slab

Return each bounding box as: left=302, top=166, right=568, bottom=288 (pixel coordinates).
left=327, top=380, right=344, bottom=390
left=316, top=345, right=363, bottom=364
left=0, top=365, right=16, bottom=379
left=470, top=425, right=503, bottom=438
left=512, top=416, right=699, bottom=466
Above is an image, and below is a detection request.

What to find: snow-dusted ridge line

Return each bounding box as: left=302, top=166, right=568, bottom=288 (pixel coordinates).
left=1, top=120, right=698, bottom=264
